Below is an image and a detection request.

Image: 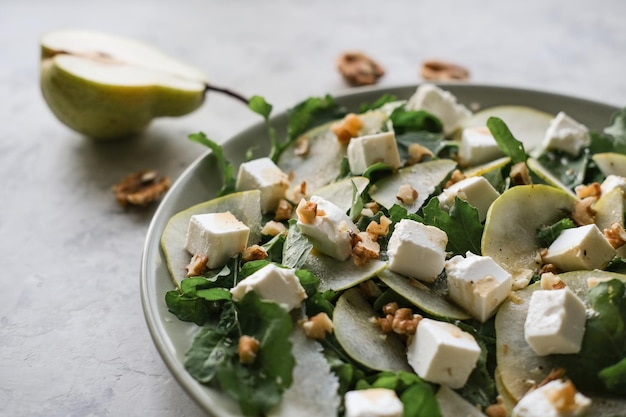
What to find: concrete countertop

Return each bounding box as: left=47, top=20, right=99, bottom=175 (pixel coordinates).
left=2, top=0, right=626, bottom=416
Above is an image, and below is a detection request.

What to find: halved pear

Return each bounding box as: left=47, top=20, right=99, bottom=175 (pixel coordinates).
left=459, top=105, right=553, bottom=152
left=40, top=30, right=208, bottom=140
left=160, top=190, right=262, bottom=288
left=592, top=152, right=626, bottom=177
left=482, top=185, right=576, bottom=286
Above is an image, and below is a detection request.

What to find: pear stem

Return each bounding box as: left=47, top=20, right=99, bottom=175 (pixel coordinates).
left=205, top=84, right=249, bottom=105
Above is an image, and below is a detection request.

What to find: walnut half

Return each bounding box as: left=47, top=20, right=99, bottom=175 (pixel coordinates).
left=113, top=170, right=170, bottom=208
left=337, top=51, right=385, bottom=86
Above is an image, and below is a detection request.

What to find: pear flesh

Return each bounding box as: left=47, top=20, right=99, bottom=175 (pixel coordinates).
left=40, top=30, right=208, bottom=140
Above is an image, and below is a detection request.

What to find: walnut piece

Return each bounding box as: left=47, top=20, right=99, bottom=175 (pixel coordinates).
left=301, top=312, right=334, bottom=340
left=292, top=181, right=307, bottom=202
left=242, top=245, right=268, bottom=263
left=420, top=59, right=470, bottom=81
left=261, top=220, right=287, bottom=237
left=238, top=335, right=260, bottom=365
left=274, top=199, right=294, bottom=221
left=331, top=113, right=363, bottom=145
left=604, top=222, right=626, bottom=249
left=296, top=199, right=318, bottom=224
left=375, top=303, right=422, bottom=336
left=396, top=184, right=418, bottom=204
left=572, top=196, right=597, bottom=226
left=540, top=272, right=566, bottom=290
left=366, top=215, right=392, bottom=239
left=510, top=162, right=533, bottom=186
left=185, top=254, right=208, bottom=277
left=484, top=397, right=507, bottom=417
left=407, top=143, right=433, bottom=165
left=337, top=51, right=385, bottom=86
left=575, top=182, right=602, bottom=199
left=113, top=169, right=170, bottom=207
left=351, top=231, right=380, bottom=266
left=444, top=169, right=466, bottom=188
left=294, top=136, right=310, bottom=157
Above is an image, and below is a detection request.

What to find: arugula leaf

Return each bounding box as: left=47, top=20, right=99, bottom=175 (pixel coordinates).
left=487, top=117, right=527, bottom=164
left=358, top=93, right=398, bottom=113
left=536, top=218, right=576, bottom=247
left=287, top=95, right=346, bottom=142
left=599, top=357, right=626, bottom=394
left=188, top=132, right=236, bottom=197
left=349, top=179, right=364, bottom=222
left=396, top=131, right=448, bottom=160
left=185, top=292, right=294, bottom=416
left=602, top=107, right=626, bottom=154
left=261, top=232, right=286, bottom=263
left=248, top=95, right=282, bottom=163
left=536, top=150, right=589, bottom=190
left=282, top=219, right=313, bottom=269
left=422, top=197, right=483, bottom=256
left=390, top=106, right=443, bottom=134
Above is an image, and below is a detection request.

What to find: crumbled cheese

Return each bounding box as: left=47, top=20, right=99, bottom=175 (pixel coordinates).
left=344, top=388, right=403, bottom=417
left=347, top=131, right=402, bottom=175
left=543, top=224, right=616, bottom=271
left=236, top=157, right=289, bottom=213
left=438, top=176, right=500, bottom=222
left=512, top=379, right=591, bottom=417
left=406, top=83, right=472, bottom=135
left=541, top=112, right=590, bottom=156
left=458, top=126, right=503, bottom=167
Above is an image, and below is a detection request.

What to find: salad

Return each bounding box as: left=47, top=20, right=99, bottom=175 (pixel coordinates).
left=160, top=84, right=626, bottom=417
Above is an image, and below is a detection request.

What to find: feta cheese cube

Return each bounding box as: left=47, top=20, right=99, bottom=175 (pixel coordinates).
left=185, top=212, right=250, bottom=269
left=347, top=131, right=402, bottom=175
left=524, top=287, right=587, bottom=356
left=344, top=388, right=403, bottom=417
left=236, top=157, right=289, bottom=213
left=437, top=176, right=500, bottom=222
left=387, top=219, right=448, bottom=283
left=512, top=379, right=591, bottom=417
left=445, top=252, right=512, bottom=322
left=600, top=174, right=626, bottom=196
left=406, top=83, right=472, bottom=135
left=543, top=224, right=616, bottom=271
left=296, top=196, right=358, bottom=261
left=230, top=263, right=307, bottom=310
left=407, top=318, right=481, bottom=389
left=458, top=126, right=503, bottom=167
left=541, top=112, right=590, bottom=156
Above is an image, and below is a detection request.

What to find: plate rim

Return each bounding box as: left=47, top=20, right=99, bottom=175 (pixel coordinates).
left=140, top=82, right=620, bottom=416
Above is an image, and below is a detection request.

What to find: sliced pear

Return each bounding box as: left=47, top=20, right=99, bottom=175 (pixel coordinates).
left=303, top=252, right=387, bottom=292
left=594, top=188, right=626, bottom=258
left=279, top=110, right=388, bottom=198
left=311, top=176, right=369, bottom=213
left=593, top=152, right=626, bottom=177
left=496, top=271, right=626, bottom=409
left=377, top=269, right=471, bottom=320
left=160, top=190, right=262, bottom=288
left=369, top=159, right=457, bottom=212
left=333, top=288, right=411, bottom=372
left=462, top=156, right=511, bottom=178
left=526, top=157, right=577, bottom=197
left=436, top=385, right=488, bottom=417
left=482, top=185, right=576, bottom=286
left=459, top=105, right=553, bottom=152
left=40, top=30, right=208, bottom=140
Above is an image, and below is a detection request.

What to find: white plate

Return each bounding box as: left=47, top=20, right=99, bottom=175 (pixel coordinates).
left=140, top=84, right=618, bottom=416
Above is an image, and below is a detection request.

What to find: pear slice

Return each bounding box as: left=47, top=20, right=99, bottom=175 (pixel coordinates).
left=302, top=252, right=387, bottom=292
left=593, top=188, right=626, bottom=257
left=526, top=157, right=577, bottom=197
left=311, top=176, right=370, bottom=213
left=40, top=30, right=209, bottom=140
left=592, top=152, right=626, bottom=177
left=481, top=184, right=576, bottom=287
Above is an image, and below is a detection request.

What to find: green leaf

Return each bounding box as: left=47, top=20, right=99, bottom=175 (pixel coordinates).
left=282, top=220, right=313, bottom=269
left=295, top=268, right=320, bottom=297
left=287, top=95, right=346, bottom=142
left=261, top=233, right=286, bottom=263
left=395, top=131, right=448, bottom=160
left=602, top=107, right=626, bottom=154
left=422, top=197, right=483, bottom=256
left=487, top=117, right=528, bottom=164
left=239, top=259, right=271, bottom=280
left=195, top=288, right=232, bottom=302
left=349, top=179, right=365, bottom=222
left=536, top=217, right=576, bottom=247
left=248, top=95, right=273, bottom=118
left=358, top=93, right=398, bottom=113
left=599, top=357, right=626, bottom=395
left=536, top=150, right=589, bottom=190
left=188, top=132, right=237, bottom=197
left=165, top=290, right=210, bottom=325
left=390, top=106, right=443, bottom=134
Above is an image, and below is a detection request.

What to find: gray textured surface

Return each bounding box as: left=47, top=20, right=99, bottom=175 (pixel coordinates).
left=1, top=0, right=626, bottom=416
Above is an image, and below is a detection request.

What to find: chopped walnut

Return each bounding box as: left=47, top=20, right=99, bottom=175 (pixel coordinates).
left=510, top=162, right=533, bottom=186
left=484, top=396, right=507, bottom=417
left=587, top=276, right=614, bottom=288
left=572, top=196, right=597, bottom=226
left=296, top=199, right=318, bottom=224
left=351, top=231, right=380, bottom=266
left=382, top=302, right=399, bottom=315
left=396, top=184, right=418, bottom=204
left=238, top=335, right=260, bottom=365
left=301, top=312, right=334, bottom=340
left=364, top=201, right=380, bottom=214
left=366, top=215, right=392, bottom=239
left=274, top=199, right=294, bottom=221
left=113, top=170, right=170, bottom=207
left=544, top=379, right=580, bottom=413
left=185, top=254, right=208, bottom=277
left=575, top=182, right=602, bottom=199
left=604, top=222, right=626, bottom=249
left=292, top=181, right=307, bottom=202
left=407, top=143, right=434, bottom=165
left=540, top=272, right=566, bottom=290
left=538, top=368, right=566, bottom=387
left=242, top=245, right=268, bottom=263
left=261, top=220, right=287, bottom=236
left=444, top=169, right=466, bottom=188
left=337, top=51, right=385, bottom=86
left=359, top=279, right=383, bottom=300
left=539, top=263, right=559, bottom=275
left=331, top=113, right=363, bottom=145
left=420, top=59, right=470, bottom=81
left=375, top=303, right=422, bottom=336
left=294, top=136, right=310, bottom=157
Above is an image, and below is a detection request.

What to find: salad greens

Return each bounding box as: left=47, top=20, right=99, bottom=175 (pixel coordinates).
left=163, top=86, right=626, bottom=416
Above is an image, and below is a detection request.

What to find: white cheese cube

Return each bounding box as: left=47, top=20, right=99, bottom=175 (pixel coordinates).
left=512, top=379, right=591, bottom=417
left=524, top=287, right=587, bottom=356
left=185, top=212, right=250, bottom=269
left=347, top=131, right=402, bottom=175
left=541, top=112, right=590, bottom=156
left=296, top=196, right=358, bottom=261
left=230, top=263, right=307, bottom=310
left=437, top=176, right=500, bottom=222
left=445, top=252, right=512, bottom=322
left=458, top=126, right=503, bottom=167
left=344, top=388, right=403, bottom=417
left=543, top=224, right=616, bottom=271
left=600, top=174, right=626, bottom=196
left=236, top=157, right=289, bottom=213
left=406, top=83, right=472, bottom=135
left=407, top=318, right=481, bottom=389
left=387, top=219, right=448, bottom=283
